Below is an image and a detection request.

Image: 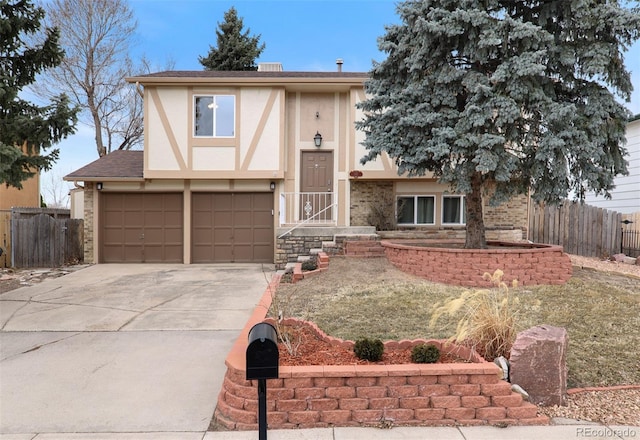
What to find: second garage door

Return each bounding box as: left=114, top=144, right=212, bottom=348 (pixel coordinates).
left=192, top=193, right=274, bottom=263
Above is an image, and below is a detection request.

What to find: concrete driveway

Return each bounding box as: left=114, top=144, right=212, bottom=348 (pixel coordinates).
left=0, top=263, right=274, bottom=435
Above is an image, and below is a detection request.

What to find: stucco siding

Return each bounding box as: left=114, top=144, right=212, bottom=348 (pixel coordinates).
left=143, top=85, right=284, bottom=177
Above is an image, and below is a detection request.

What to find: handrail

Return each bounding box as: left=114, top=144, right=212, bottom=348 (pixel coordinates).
left=277, top=201, right=338, bottom=238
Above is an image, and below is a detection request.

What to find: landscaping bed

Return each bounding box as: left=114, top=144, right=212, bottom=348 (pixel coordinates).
left=382, top=240, right=573, bottom=286
left=213, top=276, right=547, bottom=430
left=268, top=254, right=640, bottom=427
left=276, top=256, right=640, bottom=388
left=272, top=318, right=480, bottom=366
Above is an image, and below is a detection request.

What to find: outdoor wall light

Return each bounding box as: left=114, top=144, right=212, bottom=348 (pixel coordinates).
left=270, top=181, right=276, bottom=191
left=314, top=131, right=323, bottom=147
left=96, top=182, right=103, bottom=191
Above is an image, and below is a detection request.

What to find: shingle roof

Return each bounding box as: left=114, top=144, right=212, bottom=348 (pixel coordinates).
left=132, top=70, right=367, bottom=79
left=64, top=150, right=143, bottom=181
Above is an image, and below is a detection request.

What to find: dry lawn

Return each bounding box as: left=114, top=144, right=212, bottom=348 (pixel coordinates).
left=275, top=256, right=640, bottom=388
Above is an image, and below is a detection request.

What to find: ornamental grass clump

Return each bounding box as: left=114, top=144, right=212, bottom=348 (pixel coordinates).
left=411, top=344, right=440, bottom=363
left=429, top=269, right=519, bottom=361
left=354, top=337, right=384, bottom=361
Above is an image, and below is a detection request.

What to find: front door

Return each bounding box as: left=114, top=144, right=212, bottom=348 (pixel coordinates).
left=300, top=151, right=333, bottom=222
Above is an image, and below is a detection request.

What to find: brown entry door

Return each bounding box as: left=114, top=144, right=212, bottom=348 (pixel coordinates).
left=300, top=151, right=333, bottom=222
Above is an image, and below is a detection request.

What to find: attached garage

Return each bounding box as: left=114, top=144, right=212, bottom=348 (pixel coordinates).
left=101, top=193, right=183, bottom=263
left=192, top=193, right=274, bottom=263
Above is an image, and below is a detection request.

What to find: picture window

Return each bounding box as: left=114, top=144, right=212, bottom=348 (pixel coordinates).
left=194, top=95, right=235, bottom=137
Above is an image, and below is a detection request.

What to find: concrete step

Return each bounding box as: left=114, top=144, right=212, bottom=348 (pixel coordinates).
left=344, top=240, right=386, bottom=257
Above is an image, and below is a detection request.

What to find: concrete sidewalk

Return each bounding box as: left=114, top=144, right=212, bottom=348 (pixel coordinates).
left=1, top=425, right=639, bottom=439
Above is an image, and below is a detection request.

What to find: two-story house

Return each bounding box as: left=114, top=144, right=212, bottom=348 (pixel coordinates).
left=64, top=64, right=529, bottom=266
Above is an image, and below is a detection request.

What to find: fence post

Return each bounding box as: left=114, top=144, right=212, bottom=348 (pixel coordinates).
left=621, top=219, right=634, bottom=255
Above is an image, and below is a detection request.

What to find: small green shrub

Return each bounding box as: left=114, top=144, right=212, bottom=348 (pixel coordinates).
left=301, top=259, right=317, bottom=271
left=411, top=344, right=440, bottom=363
left=354, top=337, right=384, bottom=361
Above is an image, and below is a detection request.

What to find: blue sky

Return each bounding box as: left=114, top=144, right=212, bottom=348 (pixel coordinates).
left=42, top=0, right=640, bottom=206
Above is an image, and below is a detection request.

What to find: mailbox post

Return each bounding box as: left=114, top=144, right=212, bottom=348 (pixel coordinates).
left=246, top=322, right=279, bottom=440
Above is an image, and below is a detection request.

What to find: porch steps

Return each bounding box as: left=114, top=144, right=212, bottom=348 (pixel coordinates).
left=343, top=238, right=386, bottom=258
left=320, top=233, right=381, bottom=256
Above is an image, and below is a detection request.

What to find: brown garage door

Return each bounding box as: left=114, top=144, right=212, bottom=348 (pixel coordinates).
left=192, top=193, right=273, bottom=263
left=101, top=193, right=183, bottom=263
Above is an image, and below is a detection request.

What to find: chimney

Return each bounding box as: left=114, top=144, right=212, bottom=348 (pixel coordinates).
left=258, top=62, right=283, bottom=72
left=336, top=58, right=343, bottom=72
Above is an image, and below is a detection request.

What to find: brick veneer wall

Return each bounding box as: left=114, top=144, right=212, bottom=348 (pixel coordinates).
left=350, top=180, right=395, bottom=227
left=83, top=183, right=94, bottom=264
left=483, top=193, right=529, bottom=237
left=349, top=180, right=529, bottom=239
left=382, top=241, right=572, bottom=287
left=213, top=276, right=549, bottom=430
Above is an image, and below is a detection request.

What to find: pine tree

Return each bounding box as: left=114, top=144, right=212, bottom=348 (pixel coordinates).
left=356, top=0, right=640, bottom=248
left=0, top=0, right=78, bottom=189
left=199, top=7, right=265, bottom=71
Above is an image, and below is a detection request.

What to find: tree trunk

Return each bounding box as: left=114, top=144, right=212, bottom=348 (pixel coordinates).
left=465, top=172, right=487, bottom=249
left=90, top=104, right=106, bottom=157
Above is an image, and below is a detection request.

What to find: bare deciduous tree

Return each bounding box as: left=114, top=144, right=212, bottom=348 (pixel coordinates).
left=42, top=169, right=72, bottom=208
left=37, top=0, right=142, bottom=157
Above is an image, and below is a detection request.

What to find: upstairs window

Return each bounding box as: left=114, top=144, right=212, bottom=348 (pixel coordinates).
left=397, top=196, right=435, bottom=225
left=442, top=195, right=466, bottom=225
left=194, top=95, right=235, bottom=137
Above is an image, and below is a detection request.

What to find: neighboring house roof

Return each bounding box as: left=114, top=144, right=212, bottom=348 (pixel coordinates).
left=64, top=150, right=143, bottom=182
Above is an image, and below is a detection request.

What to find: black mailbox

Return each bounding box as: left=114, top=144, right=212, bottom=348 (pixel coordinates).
left=246, top=322, right=279, bottom=380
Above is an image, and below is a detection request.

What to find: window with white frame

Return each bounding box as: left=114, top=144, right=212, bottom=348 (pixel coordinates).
left=442, top=195, right=466, bottom=225
left=194, top=95, right=235, bottom=137
left=397, top=196, right=435, bottom=225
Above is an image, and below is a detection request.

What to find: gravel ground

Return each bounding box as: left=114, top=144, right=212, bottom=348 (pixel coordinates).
left=569, top=254, right=640, bottom=278
left=540, top=388, right=640, bottom=426
left=543, top=255, right=639, bottom=426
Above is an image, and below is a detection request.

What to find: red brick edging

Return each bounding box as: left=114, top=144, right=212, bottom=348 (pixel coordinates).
left=213, top=273, right=549, bottom=430
left=381, top=240, right=573, bottom=287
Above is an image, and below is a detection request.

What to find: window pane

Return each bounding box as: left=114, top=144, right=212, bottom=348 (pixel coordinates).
left=215, top=95, right=235, bottom=137
left=417, top=197, right=434, bottom=224
left=194, top=96, right=213, bottom=136
left=397, top=197, right=414, bottom=224
left=443, top=196, right=461, bottom=223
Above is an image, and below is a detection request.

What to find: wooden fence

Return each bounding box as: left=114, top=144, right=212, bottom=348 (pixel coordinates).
left=2, top=208, right=83, bottom=268
left=529, top=201, right=639, bottom=258
left=0, top=210, right=10, bottom=268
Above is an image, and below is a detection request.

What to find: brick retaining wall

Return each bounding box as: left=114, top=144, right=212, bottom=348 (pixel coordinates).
left=213, top=277, right=550, bottom=430
left=381, top=241, right=572, bottom=287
